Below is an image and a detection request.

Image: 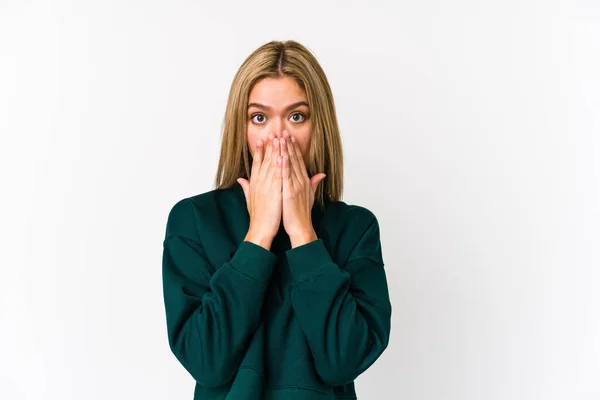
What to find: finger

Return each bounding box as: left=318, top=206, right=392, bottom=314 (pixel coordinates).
left=290, top=133, right=309, bottom=178
left=310, top=173, right=326, bottom=194
left=250, top=138, right=263, bottom=181
left=275, top=153, right=283, bottom=188
left=259, top=134, right=273, bottom=181
left=265, top=135, right=281, bottom=184
left=281, top=142, right=291, bottom=194
left=280, top=136, right=293, bottom=182
left=285, top=132, right=303, bottom=183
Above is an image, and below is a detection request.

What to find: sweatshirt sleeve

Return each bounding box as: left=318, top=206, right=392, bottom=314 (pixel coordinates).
left=162, top=198, right=277, bottom=388
left=285, top=211, right=392, bottom=386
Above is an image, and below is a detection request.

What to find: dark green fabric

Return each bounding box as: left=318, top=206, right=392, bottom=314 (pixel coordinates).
left=162, top=183, right=392, bottom=399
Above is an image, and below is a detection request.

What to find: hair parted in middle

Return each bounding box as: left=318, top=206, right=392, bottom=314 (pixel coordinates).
left=214, top=40, right=344, bottom=210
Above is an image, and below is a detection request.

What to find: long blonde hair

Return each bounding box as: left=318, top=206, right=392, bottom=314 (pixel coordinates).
left=214, top=40, right=343, bottom=210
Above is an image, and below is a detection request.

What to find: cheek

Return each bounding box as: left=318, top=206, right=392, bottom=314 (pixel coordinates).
left=301, top=132, right=311, bottom=156
left=247, top=129, right=260, bottom=157
left=300, top=140, right=310, bottom=156
left=295, top=139, right=310, bottom=164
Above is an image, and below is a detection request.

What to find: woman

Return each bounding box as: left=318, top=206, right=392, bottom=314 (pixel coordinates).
left=162, top=40, right=392, bottom=400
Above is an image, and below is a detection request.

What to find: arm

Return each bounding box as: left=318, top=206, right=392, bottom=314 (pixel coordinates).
left=285, top=214, right=392, bottom=386
left=162, top=198, right=277, bottom=388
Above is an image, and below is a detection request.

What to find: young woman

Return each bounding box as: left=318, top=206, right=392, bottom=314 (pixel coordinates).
left=162, top=40, right=392, bottom=400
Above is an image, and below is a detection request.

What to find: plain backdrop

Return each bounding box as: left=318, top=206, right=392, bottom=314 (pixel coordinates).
left=1, top=1, right=599, bottom=399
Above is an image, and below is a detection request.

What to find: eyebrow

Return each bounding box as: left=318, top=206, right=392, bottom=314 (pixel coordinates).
left=247, top=101, right=309, bottom=111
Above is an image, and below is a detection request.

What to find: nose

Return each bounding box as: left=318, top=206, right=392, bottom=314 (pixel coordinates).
left=262, top=120, right=285, bottom=140
left=273, top=121, right=284, bottom=138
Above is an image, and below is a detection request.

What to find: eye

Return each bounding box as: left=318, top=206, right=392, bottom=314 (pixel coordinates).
left=249, top=112, right=307, bottom=125
left=290, top=112, right=306, bottom=123
left=250, top=113, right=266, bottom=124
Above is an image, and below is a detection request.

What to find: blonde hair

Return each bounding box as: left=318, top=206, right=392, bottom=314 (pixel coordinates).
left=213, top=40, right=344, bottom=210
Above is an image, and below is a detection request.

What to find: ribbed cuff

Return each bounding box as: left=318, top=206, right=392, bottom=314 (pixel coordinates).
left=229, top=241, right=277, bottom=285
left=285, top=239, right=335, bottom=284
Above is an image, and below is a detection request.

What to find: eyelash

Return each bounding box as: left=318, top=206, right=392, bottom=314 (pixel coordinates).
left=249, top=112, right=307, bottom=124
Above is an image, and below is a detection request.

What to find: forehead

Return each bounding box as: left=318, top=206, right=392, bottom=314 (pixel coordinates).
left=248, top=76, right=307, bottom=104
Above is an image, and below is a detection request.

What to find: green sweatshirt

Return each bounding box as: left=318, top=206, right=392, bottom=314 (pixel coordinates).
left=162, top=183, right=392, bottom=399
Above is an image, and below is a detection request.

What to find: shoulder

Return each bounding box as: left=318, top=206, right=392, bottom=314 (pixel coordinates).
left=324, top=200, right=379, bottom=230
left=320, top=199, right=383, bottom=264
left=164, top=188, right=229, bottom=241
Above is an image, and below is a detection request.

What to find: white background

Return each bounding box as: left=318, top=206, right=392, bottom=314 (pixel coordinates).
left=1, top=1, right=599, bottom=399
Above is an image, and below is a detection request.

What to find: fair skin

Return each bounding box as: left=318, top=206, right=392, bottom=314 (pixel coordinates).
left=237, top=76, right=327, bottom=249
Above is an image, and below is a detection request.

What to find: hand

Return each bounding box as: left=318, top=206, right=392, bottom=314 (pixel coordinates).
left=237, top=134, right=283, bottom=249
left=280, top=130, right=326, bottom=247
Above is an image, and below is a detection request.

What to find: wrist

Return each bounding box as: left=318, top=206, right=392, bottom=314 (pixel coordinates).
left=289, top=229, right=318, bottom=249
left=244, top=229, right=274, bottom=251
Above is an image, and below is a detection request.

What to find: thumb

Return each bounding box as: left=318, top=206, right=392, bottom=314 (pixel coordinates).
left=236, top=178, right=249, bottom=201
left=310, top=173, right=326, bottom=193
